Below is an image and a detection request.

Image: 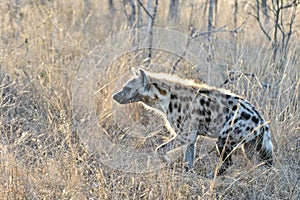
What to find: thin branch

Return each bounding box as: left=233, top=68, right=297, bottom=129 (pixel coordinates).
left=191, top=25, right=228, bottom=39
left=251, top=14, right=272, bottom=41
left=280, top=2, right=300, bottom=10
left=191, top=17, right=248, bottom=40
left=122, top=0, right=130, bottom=22
left=137, top=0, right=153, bottom=19
left=171, top=3, right=194, bottom=73
left=171, top=28, right=195, bottom=73
left=220, top=70, right=279, bottom=89
left=147, top=0, right=158, bottom=61
left=252, top=0, right=272, bottom=42
left=171, top=17, right=248, bottom=73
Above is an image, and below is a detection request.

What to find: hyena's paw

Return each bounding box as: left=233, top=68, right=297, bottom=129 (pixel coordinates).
left=155, top=147, right=169, bottom=162
left=155, top=146, right=175, bottom=168
left=184, top=165, right=195, bottom=174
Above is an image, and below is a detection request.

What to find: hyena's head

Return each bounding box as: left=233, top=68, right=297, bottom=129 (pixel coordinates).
left=113, top=69, right=170, bottom=110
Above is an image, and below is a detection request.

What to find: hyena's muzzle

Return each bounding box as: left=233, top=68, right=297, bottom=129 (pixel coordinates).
left=113, top=90, right=131, bottom=104
left=113, top=89, right=142, bottom=104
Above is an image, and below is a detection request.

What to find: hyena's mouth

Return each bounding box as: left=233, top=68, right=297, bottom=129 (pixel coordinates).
left=113, top=92, right=142, bottom=104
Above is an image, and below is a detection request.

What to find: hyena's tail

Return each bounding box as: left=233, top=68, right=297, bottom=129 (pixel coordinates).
left=259, top=127, right=273, bottom=166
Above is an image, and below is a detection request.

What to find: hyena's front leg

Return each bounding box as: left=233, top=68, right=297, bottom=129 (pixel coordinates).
left=155, top=136, right=176, bottom=164
left=184, top=142, right=196, bottom=172
left=156, top=131, right=198, bottom=171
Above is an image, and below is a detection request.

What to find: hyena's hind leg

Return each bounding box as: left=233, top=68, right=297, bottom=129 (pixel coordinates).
left=243, top=140, right=256, bottom=161
left=216, top=138, right=234, bottom=176
left=243, top=132, right=273, bottom=167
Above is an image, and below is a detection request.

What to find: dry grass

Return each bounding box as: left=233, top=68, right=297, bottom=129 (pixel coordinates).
left=0, top=1, right=299, bottom=199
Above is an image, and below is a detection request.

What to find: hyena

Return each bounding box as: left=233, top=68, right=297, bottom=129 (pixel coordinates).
left=113, top=69, right=273, bottom=175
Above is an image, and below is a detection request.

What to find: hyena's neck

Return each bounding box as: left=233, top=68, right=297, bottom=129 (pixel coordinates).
left=147, top=76, right=199, bottom=114
left=146, top=77, right=172, bottom=113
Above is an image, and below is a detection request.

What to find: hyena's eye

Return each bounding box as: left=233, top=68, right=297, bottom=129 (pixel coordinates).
left=154, top=94, right=159, bottom=100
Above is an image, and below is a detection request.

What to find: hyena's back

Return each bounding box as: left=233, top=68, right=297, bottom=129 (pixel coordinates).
left=113, top=69, right=273, bottom=176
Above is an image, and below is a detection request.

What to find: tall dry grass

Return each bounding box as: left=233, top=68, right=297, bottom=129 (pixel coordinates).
left=0, top=1, right=299, bottom=199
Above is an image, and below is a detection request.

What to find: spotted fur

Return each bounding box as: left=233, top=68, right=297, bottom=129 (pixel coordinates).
left=113, top=69, right=273, bottom=175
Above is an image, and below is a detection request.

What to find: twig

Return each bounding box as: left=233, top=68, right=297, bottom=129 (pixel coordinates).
left=171, top=17, right=248, bottom=73
left=171, top=3, right=195, bottom=73
left=137, top=0, right=153, bottom=19
left=220, top=70, right=279, bottom=89
left=171, top=28, right=195, bottom=74
left=191, top=17, right=249, bottom=40
left=147, top=0, right=159, bottom=63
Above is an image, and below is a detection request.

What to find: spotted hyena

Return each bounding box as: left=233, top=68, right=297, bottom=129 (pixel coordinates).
left=113, top=69, right=273, bottom=175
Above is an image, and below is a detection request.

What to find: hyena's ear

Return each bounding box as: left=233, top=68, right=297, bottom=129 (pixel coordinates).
left=139, top=69, right=149, bottom=87
left=131, top=68, right=139, bottom=76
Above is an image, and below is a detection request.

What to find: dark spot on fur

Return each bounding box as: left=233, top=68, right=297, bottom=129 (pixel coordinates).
left=178, top=104, right=181, bottom=112
left=241, top=103, right=255, bottom=114
left=228, top=100, right=233, bottom=105
left=168, top=102, right=173, bottom=113
left=174, top=103, right=178, bottom=109
left=171, top=94, right=178, bottom=99
left=206, top=98, right=211, bottom=107
left=224, top=128, right=232, bottom=135
left=199, top=90, right=210, bottom=94
left=252, top=130, right=257, bottom=136
left=200, top=99, right=205, bottom=106
left=223, top=107, right=229, bottom=114
left=206, top=110, right=211, bottom=116
left=252, top=108, right=262, bottom=120
left=230, top=141, right=236, bottom=146
left=226, top=94, right=231, bottom=99
left=205, top=117, right=211, bottom=123
left=197, top=109, right=205, bottom=115
left=153, top=83, right=167, bottom=95
left=232, top=105, right=237, bottom=111
left=220, top=137, right=226, bottom=143
left=232, top=117, right=240, bottom=124
left=241, top=111, right=251, bottom=120
left=246, top=127, right=250, bottom=131
left=176, top=116, right=182, bottom=128
left=233, top=127, right=241, bottom=134
left=252, top=116, right=259, bottom=124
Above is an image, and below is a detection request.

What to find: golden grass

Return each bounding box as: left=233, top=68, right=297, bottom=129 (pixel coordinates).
left=0, top=1, right=299, bottom=199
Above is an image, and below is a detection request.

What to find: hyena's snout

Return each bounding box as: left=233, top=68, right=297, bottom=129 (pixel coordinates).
left=113, top=90, right=141, bottom=104
left=112, top=91, right=128, bottom=104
